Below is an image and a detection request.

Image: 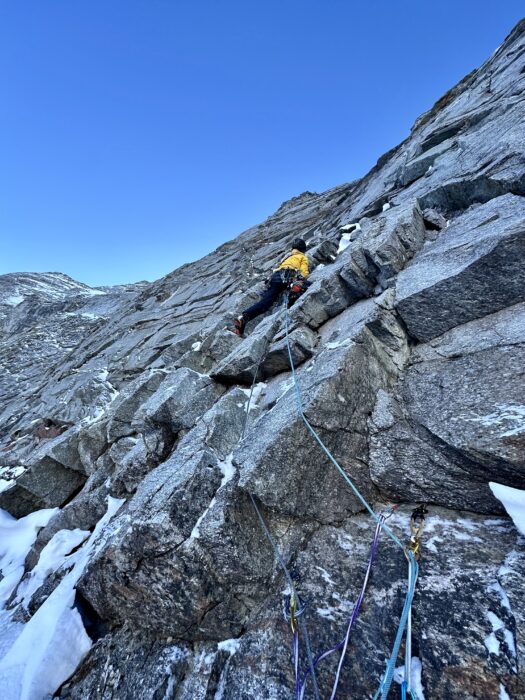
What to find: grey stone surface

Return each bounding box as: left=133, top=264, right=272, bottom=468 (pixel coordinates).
left=236, top=295, right=408, bottom=523
left=262, top=324, right=318, bottom=377
left=370, top=303, right=525, bottom=511
left=106, top=369, right=167, bottom=441
left=357, top=200, right=427, bottom=288
left=396, top=194, right=525, bottom=341
left=133, top=367, right=225, bottom=432
left=211, top=311, right=284, bottom=383
left=0, top=459, right=85, bottom=516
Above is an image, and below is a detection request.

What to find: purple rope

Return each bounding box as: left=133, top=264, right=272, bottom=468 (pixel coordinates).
left=296, top=516, right=385, bottom=699
left=293, top=630, right=301, bottom=698
left=329, top=517, right=384, bottom=700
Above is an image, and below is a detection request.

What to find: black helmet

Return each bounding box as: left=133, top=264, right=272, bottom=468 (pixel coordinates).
left=291, top=237, right=307, bottom=253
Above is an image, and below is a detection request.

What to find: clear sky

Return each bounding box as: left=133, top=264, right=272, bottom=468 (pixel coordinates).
left=1, top=2, right=523, bottom=287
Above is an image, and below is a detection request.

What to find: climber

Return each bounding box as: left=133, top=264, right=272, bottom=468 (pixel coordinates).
left=234, top=238, right=310, bottom=336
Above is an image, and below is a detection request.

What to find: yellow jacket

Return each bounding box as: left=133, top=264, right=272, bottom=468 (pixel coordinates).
left=276, top=251, right=309, bottom=278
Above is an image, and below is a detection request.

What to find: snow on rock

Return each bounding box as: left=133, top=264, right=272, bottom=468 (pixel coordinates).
left=0, top=496, right=124, bottom=700
left=3, top=296, right=24, bottom=307
left=240, top=381, right=267, bottom=411
left=190, top=454, right=236, bottom=540
left=15, top=528, right=91, bottom=608
left=393, top=657, right=425, bottom=699
left=0, top=508, right=58, bottom=609
left=489, top=483, right=525, bottom=536
left=0, top=468, right=25, bottom=496
left=469, top=404, right=525, bottom=437
left=337, top=233, right=352, bottom=255
left=499, top=684, right=511, bottom=700
left=217, top=638, right=241, bottom=656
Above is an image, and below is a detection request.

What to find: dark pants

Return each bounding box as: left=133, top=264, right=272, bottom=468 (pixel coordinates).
left=243, top=272, right=287, bottom=322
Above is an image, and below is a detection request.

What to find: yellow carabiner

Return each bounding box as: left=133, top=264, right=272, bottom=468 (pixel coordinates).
left=290, top=594, right=297, bottom=633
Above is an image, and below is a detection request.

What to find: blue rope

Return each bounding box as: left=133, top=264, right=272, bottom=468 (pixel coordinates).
left=401, top=682, right=407, bottom=700
left=372, top=556, right=418, bottom=700
left=283, top=297, right=418, bottom=699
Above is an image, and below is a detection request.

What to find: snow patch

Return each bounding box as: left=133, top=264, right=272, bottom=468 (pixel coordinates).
left=0, top=496, right=124, bottom=700
left=191, top=342, right=202, bottom=352
left=3, top=296, right=24, bottom=307
left=0, top=508, right=58, bottom=609
left=190, top=455, right=236, bottom=539
left=499, top=684, right=511, bottom=700
left=240, top=382, right=266, bottom=412
left=325, top=337, right=352, bottom=350
left=487, top=580, right=511, bottom=612
left=337, top=234, right=352, bottom=255
left=393, top=657, right=425, bottom=699
left=15, top=528, right=91, bottom=608
left=489, top=482, right=525, bottom=536
left=217, top=638, right=241, bottom=656
left=217, top=454, right=236, bottom=486
left=485, top=632, right=500, bottom=655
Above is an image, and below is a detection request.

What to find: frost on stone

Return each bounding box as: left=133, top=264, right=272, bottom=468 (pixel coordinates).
left=468, top=404, right=525, bottom=438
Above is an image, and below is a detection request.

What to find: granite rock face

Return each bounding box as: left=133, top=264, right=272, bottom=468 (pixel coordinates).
left=1, top=19, right=525, bottom=700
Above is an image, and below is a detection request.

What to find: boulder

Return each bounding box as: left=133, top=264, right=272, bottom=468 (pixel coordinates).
left=357, top=200, right=427, bottom=288
left=211, top=311, right=283, bottom=384
left=77, top=419, right=108, bottom=474
left=106, top=369, right=167, bottom=442
left=396, top=194, right=525, bottom=341
left=370, top=303, right=525, bottom=511
left=0, top=460, right=86, bottom=517
left=261, top=324, right=318, bottom=377
left=26, top=425, right=84, bottom=474
left=78, top=387, right=267, bottom=639
left=133, top=367, right=225, bottom=432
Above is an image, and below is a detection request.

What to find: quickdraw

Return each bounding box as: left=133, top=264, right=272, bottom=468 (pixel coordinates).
left=402, top=505, right=427, bottom=700
left=408, top=504, right=428, bottom=561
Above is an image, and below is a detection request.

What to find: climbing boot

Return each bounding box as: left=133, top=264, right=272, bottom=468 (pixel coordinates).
left=234, top=315, right=246, bottom=336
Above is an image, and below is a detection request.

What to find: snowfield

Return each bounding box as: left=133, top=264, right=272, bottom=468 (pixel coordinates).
left=0, top=497, right=124, bottom=700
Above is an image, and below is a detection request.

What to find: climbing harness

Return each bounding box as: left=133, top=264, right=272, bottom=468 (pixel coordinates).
left=241, top=293, right=420, bottom=699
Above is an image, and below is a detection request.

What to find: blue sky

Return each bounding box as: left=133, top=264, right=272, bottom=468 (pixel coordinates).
left=1, top=2, right=523, bottom=287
